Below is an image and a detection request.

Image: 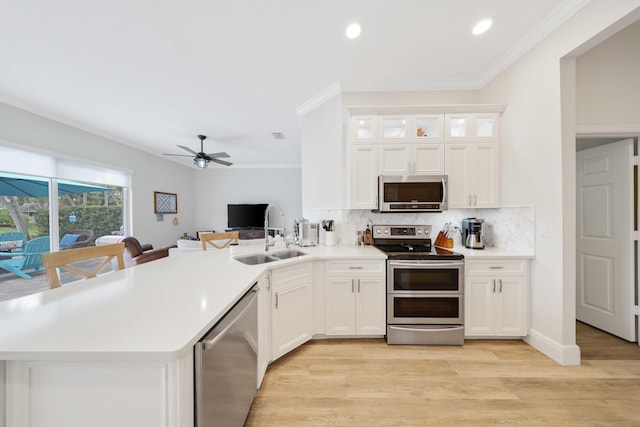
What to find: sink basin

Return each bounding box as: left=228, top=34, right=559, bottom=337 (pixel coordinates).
left=271, top=249, right=309, bottom=260
left=234, top=253, right=279, bottom=265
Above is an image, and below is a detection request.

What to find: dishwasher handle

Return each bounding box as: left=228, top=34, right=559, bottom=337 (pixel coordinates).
left=200, top=286, right=258, bottom=351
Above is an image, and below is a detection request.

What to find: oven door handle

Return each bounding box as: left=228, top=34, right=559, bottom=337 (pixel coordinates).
left=388, top=325, right=464, bottom=333
left=389, top=261, right=464, bottom=268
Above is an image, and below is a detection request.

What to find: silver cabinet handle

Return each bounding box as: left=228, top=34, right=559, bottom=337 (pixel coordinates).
left=266, top=275, right=271, bottom=291
left=489, top=266, right=504, bottom=269
left=357, top=279, right=361, bottom=293
left=275, top=292, right=279, bottom=309
left=468, top=195, right=471, bottom=206
left=498, top=279, right=503, bottom=293
left=351, top=279, right=355, bottom=293
left=349, top=266, right=364, bottom=269
left=492, top=279, right=496, bottom=293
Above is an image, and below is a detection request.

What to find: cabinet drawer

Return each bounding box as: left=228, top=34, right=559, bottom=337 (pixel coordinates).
left=465, top=259, right=528, bottom=276
left=326, top=260, right=385, bottom=275
left=271, top=263, right=312, bottom=288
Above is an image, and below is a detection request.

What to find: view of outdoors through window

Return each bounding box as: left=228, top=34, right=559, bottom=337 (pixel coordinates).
left=0, top=172, right=124, bottom=301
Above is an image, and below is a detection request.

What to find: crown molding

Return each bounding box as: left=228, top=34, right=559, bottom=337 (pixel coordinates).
left=477, top=0, right=590, bottom=88
left=295, top=81, right=342, bottom=116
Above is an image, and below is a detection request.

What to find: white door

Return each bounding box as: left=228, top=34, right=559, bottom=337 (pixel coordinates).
left=576, top=139, right=635, bottom=341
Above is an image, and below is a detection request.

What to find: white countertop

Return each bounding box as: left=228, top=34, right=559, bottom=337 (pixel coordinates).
left=445, top=245, right=535, bottom=259
left=0, top=244, right=385, bottom=362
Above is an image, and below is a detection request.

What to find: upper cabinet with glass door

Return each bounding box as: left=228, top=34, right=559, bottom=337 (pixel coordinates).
left=445, top=113, right=499, bottom=143
left=351, top=116, right=378, bottom=143
left=379, top=115, right=411, bottom=142
left=414, top=114, right=444, bottom=143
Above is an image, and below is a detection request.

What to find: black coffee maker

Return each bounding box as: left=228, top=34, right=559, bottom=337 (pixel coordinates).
left=461, top=218, right=485, bottom=249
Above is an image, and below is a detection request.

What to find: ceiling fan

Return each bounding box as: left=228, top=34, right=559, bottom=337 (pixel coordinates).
left=164, top=135, right=233, bottom=168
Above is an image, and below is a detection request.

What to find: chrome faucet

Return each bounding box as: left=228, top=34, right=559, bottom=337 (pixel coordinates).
left=264, top=204, right=285, bottom=251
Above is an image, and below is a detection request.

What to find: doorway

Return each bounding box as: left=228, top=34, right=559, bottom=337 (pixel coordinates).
left=576, top=138, right=638, bottom=344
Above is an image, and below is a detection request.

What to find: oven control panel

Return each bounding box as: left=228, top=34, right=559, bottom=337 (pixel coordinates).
left=372, top=225, right=432, bottom=240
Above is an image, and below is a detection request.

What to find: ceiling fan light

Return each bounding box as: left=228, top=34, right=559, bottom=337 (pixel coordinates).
left=195, top=157, right=209, bottom=168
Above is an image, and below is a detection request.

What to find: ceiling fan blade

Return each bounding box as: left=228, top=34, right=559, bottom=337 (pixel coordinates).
left=211, top=158, right=233, bottom=166
left=163, top=153, right=195, bottom=157
left=206, top=152, right=230, bottom=158
left=177, top=145, right=198, bottom=155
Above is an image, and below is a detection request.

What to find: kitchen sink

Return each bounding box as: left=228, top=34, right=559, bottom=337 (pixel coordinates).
left=234, top=249, right=309, bottom=265
left=234, top=253, right=279, bottom=265
left=270, top=249, right=309, bottom=260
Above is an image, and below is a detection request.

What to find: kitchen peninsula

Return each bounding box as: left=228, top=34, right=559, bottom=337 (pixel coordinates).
left=0, top=244, right=385, bottom=427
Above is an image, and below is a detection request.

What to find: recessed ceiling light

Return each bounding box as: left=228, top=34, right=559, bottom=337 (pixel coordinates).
left=472, top=18, right=494, bottom=35
left=346, top=22, right=362, bottom=39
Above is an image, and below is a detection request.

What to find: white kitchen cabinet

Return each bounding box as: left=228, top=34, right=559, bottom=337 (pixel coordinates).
left=351, top=116, right=378, bottom=142
left=414, top=114, right=445, bottom=142
left=350, top=144, right=379, bottom=209
left=465, top=259, right=529, bottom=337
left=257, top=272, right=271, bottom=388
left=445, top=113, right=498, bottom=142
left=445, top=143, right=498, bottom=208
left=325, top=260, right=386, bottom=336
left=379, top=115, right=410, bottom=141
left=444, top=113, right=499, bottom=208
left=380, top=143, right=444, bottom=175
left=271, top=263, right=313, bottom=360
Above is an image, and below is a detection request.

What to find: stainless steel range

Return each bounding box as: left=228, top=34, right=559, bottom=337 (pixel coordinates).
left=372, top=225, right=465, bottom=345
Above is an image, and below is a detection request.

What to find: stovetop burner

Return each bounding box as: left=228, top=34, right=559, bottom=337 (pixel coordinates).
left=371, top=224, right=464, bottom=260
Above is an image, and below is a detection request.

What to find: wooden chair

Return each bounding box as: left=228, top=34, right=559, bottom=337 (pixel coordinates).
left=200, top=231, right=239, bottom=250
left=41, top=243, right=125, bottom=289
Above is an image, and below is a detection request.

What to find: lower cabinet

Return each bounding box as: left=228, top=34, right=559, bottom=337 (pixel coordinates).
left=465, top=258, right=529, bottom=337
left=325, top=260, right=386, bottom=336
left=270, top=263, right=313, bottom=360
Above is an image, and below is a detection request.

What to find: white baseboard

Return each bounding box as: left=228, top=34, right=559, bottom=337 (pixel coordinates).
left=524, top=328, right=581, bottom=365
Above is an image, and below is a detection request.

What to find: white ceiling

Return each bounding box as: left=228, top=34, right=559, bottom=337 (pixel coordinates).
left=0, top=0, right=588, bottom=169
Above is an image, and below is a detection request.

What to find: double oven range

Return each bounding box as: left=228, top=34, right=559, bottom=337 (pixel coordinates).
left=372, top=225, right=465, bottom=345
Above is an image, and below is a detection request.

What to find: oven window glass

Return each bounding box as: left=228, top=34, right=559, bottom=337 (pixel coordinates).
left=392, top=268, right=460, bottom=291
left=393, top=297, right=459, bottom=318
left=383, top=182, right=442, bottom=202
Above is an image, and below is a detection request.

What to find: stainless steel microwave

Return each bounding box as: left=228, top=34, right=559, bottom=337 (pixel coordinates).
left=378, top=175, right=447, bottom=213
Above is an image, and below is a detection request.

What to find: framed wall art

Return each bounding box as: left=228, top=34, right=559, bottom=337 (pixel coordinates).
left=154, top=191, right=178, bottom=214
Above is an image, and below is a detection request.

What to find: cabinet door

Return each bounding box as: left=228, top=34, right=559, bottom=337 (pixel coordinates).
left=474, top=113, right=498, bottom=142
left=495, top=276, right=527, bottom=336
left=380, top=144, right=411, bottom=174
left=355, top=276, right=386, bottom=335
left=379, top=115, right=410, bottom=141
left=414, top=144, right=445, bottom=174
left=445, top=114, right=470, bottom=142
left=415, top=114, right=444, bottom=142
left=350, top=144, right=378, bottom=209
left=473, top=143, right=499, bottom=207
left=352, top=116, right=377, bottom=142
left=445, top=144, right=473, bottom=208
left=325, top=276, right=356, bottom=335
left=464, top=276, right=495, bottom=336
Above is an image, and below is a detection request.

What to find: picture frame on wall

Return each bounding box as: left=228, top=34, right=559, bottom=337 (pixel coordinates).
left=154, top=191, right=178, bottom=214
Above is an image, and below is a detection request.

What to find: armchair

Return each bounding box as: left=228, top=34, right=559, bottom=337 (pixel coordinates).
left=95, top=235, right=175, bottom=268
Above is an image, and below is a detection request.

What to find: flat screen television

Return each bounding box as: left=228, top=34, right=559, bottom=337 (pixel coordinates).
left=227, top=204, right=268, bottom=229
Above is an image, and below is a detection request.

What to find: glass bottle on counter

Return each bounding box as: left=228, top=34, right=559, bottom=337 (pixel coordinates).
left=364, top=225, right=372, bottom=245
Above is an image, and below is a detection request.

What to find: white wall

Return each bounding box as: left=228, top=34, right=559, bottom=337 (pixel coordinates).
left=576, top=22, right=640, bottom=127
left=193, top=168, right=302, bottom=235
left=478, top=1, right=640, bottom=364
left=0, top=101, right=196, bottom=248
left=300, top=94, right=344, bottom=211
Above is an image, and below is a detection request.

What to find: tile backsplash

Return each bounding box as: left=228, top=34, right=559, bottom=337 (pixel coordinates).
left=303, top=206, right=534, bottom=252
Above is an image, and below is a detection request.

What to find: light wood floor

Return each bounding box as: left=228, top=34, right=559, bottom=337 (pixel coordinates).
left=246, top=323, right=640, bottom=426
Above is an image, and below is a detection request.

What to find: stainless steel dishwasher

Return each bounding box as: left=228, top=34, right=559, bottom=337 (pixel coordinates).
left=195, top=284, right=259, bottom=427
